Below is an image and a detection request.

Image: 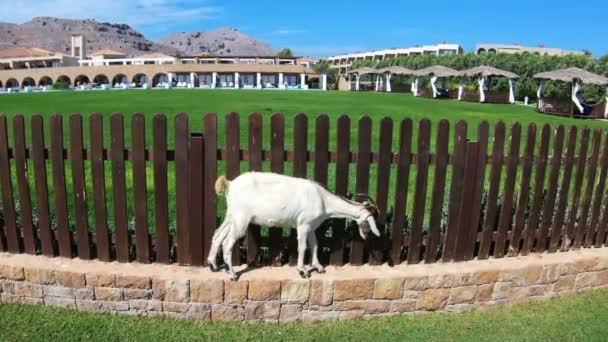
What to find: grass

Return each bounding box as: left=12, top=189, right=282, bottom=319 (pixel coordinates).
left=0, top=89, right=607, bottom=236
left=1, top=288, right=607, bottom=341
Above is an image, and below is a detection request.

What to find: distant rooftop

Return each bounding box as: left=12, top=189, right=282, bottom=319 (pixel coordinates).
left=0, top=47, right=61, bottom=59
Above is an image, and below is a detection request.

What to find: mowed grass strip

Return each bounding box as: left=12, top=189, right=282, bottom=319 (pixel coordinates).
left=1, top=288, right=607, bottom=341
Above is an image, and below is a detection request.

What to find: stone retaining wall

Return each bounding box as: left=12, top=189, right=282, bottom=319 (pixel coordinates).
left=1, top=249, right=608, bottom=323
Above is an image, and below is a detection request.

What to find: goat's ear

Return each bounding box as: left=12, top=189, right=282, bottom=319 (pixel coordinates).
left=362, top=201, right=370, bottom=206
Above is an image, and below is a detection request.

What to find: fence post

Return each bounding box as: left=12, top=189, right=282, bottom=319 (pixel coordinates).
left=189, top=133, right=204, bottom=266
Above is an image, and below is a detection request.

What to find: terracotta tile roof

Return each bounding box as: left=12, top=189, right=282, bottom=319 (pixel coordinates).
left=0, top=47, right=58, bottom=59
left=90, top=49, right=127, bottom=57
left=136, top=52, right=175, bottom=59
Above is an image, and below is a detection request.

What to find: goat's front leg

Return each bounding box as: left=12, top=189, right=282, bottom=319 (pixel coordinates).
left=221, top=231, right=239, bottom=281
left=296, top=227, right=309, bottom=279
left=307, top=231, right=325, bottom=274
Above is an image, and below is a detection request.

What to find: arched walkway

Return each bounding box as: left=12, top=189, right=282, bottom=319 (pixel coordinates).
left=112, top=74, right=129, bottom=86
left=22, top=77, right=36, bottom=87
left=132, top=74, right=149, bottom=88
left=0, top=80, right=3, bottom=88
left=6, top=78, right=19, bottom=89
left=477, top=48, right=486, bottom=55
left=152, top=73, right=169, bottom=87
left=74, top=75, right=90, bottom=87
left=38, top=76, right=53, bottom=87
left=56, top=75, right=71, bottom=86
left=93, top=74, right=109, bottom=85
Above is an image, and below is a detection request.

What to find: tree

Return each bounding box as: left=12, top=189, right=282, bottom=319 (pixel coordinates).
left=313, top=60, right=338, bottom=88
left=277, top=48, right=294, bottom=58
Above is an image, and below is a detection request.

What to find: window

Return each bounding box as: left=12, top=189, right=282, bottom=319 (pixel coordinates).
left=284, top=75, right=297, bottom=86
left=199, top=74, right=212, bottom=85
left=218, top=74, right=234, bottom=87
left=241, top=74, right=255, bottom=87
left=262, top=75, right=276, bottom=87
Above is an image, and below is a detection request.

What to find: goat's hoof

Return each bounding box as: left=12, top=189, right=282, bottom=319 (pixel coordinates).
left=298, top=270, right=309, bottom=279
left=209, top=264, right=219, bottom=272
left=229, top=274, right=238, bottom=282
left=316, top=268, right=326, bottom=274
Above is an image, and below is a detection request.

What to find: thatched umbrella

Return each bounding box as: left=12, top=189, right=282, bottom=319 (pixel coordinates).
left=348, top=67, right=378, bottom=91
left=376, top=66, right=415, bottom=92
left=459, top=66, right=520, bottom=103
left=412, top=66, right=459, bottom=97
left=534, top=67, right=608, bottom=117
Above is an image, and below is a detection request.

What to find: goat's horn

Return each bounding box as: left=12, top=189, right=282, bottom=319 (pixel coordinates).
left=367, top=216, right=381, bottom=237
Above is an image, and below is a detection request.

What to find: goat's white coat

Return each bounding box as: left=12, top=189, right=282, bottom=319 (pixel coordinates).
left=207, top=172, right=379, bottom=279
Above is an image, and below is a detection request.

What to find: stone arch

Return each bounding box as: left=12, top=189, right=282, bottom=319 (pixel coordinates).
left=22, top=77, right=36, bottom=87
left=74, top=74, right=90, bottom=87
left=38, top=76, right=53, bottom=87
left=488, top=48, right=497, bottom=54
left=6, top=78, right=19, bottom=88
left=477, top=48, right=486, bottom=55
left=93, top=74, right=109, bottom=85
left=0, top=80, right=3, bottom=88
left=152, top=73, right=169, bottom=87
left=56, top=75, right=71, bottom=86
left=112, top=74, right=129, bottom=86
left=132, top=74, right=149, bottom=88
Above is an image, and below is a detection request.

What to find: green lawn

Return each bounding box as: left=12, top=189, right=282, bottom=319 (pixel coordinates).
left=1, top=288, right=607, bottom=341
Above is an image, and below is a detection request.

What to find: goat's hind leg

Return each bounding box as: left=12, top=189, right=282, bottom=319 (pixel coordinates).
left=222, top=218, right=249, bottom=281
left=307, top=231, right=325, bottom=274
left=296, top=226, right=310, bottom=279
left=207, top=219, right=231, bottom=272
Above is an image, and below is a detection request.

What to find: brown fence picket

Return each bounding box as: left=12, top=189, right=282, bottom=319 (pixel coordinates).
left=225, top=112, right=241, bottom=266
left=582, top=129, right=602, bottom=247
left=331, top=115, right=351, bottom=265
left=132, top=114, right=150, bottom=263
left=90, top=114, right=110, bottom=261
left=110, top=114, right=129, bottom=262
left=593, top=134, right=608, bottom=248
left=247, top=113, right=263, bottom=266
left=70, top=114, right=91, bottom=260
left=50, top=115, right=72, bottom=258
left=510, top=124, right=536, bottom=255
left=203, top=113, right=218, bottom=267
left=31, top=115, right=54, bottom=257
left=549, top=127, right=576, bottom=252
left=291, top=113, right=308, bottom=265
left=0, top=116, right=20, bottom=254
left=425, top=120, right=448, bottom=263
left=372, top=117, right=392, bottom=265
left=314, top=115, right=330, bottom=263
left=152, top=114, right=170, bottom=263
left=270, top=113, right=285, bottom=265
left=454, top=142, right=481, bottom=261
left=13, top=115, right=36, bottom=254
left=442, top=121, right=467, bottom=262
left=570, top=128, right=590, bottom=249
left=189, top=133, right=204, bottom=266
left=522, top=125, right=550, bottom=254
left=351, top=116, right=372, bottom=265
left=391, top=119, right=412, bottom=265
left=478, top=122, right=505, bottom=259
left=494, top=123, right=521, bottom=258
left=408, top=119, right=430, bottom=264
left=465, top=122, right=489, bottom=261
left=175, top=113, right=190, bottom=265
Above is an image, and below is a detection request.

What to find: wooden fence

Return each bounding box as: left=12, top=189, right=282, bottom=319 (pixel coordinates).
left=0, top=113, right=607, bottom=268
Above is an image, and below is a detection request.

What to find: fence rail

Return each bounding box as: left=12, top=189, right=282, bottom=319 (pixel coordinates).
left=0, top=113, right=607, bottom=268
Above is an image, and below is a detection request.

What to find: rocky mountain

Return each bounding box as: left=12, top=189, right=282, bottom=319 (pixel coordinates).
left=0, top=17, right=276, bottom=57
left=158, top=27, right=276, bottom=56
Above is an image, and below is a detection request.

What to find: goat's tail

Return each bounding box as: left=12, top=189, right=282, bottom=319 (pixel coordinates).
left=215, top=175, right=230, bottom=195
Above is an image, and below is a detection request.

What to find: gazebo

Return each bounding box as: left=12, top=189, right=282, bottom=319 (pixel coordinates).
left=534, top=67, right=608, bottom=118
left=348, top=67, right=378, bottom=91
left=376, top=66, right=415, bottom=92
left=458, top=66, right=519, bottom=104
left=412, top=66, right=459, bottom=98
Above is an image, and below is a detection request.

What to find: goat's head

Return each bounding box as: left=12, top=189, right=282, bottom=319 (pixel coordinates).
left=356, top=194, right=381, bottom=240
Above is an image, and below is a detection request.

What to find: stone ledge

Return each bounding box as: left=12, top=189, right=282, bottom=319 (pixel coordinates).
left=1, top=248, right=607, bottom=323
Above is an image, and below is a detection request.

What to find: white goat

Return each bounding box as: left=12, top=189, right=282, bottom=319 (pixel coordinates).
left=208, top=172, right=380, bottom=280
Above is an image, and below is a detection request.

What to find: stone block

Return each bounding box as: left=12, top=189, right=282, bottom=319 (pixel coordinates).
left=212, top=304, right=244, bottom=321
left=334, top=279, right=374, bottom=301
left=44, top=296, right=76, bottom=309
left=1, top=293, right=22, bottom=304
left=507, top=287, right=529, bottom=304
left=123, top=289, right=151, bottom=300
left=281, top=280, right=310, bottom=304
left=95, top=287, right=123, bottom=301
left=190, top=279, right=223, bottom=304
left=428, top=273, right=473, bottom=288
left=43, top=285, right=74, bottom=298
left=224, top=280, right=248, bottom=304
left=472, top=270, right=499, bottom=285
left=130, top=299, right=162, bottom=311
left=333, top=300, right=367, bottom=311
left=116, top=274, right=150, bottom=289
left=552, top=275, right=576, bottom=292
left=0, top=265, right=24, bottom=280
left=339, top=310, right=364, bottom=320
left=279, top=304, right=303, bottom=323
left=416, top=288, right=449, bottom=311
left=402, top=290, right=420, bottom=300
left=528, top=285, right=550, bottom=297
left=539, top=264, right=560, bottom=284
left=24, top=268, right=55, bottom=285
left=13, top=282, right=43, bottom=298
left=163, top=302, right=190, bottom=313
left=390, top=299, right=416, bottom=313
left=364, top=300, right=390, bottom=314
left=373, top=278, right=403, bottom=300
left=244, top=301, right=280, bottom=322
left=444, top=304, right=472, bottom=313
left=309, top=280, right=333, bottom=306
left=403, top=276, right=429, bottom=291
left=492, top=282, right=511, bottom=300
left=449, top=285, right=477, bottom=304
left=76, top=299, right=107, bottom=313
left=300, top=310, right=338, bottom=323
left=74, top=287, right=95, bottom=300
left=248, top=280, right=281, bottom=301
left=575, top=272, right=601, bottom=289
left=186, top=303, right=211, bottom=321
left=475, top=284, right=494, bottom=303
left=104, top=301, right=130, bottom=312
left=55, top=270, right=86, bottom=288
left=86, top=273, right=115, bottom=287
left=21, top=297, right=44, bottom=305
left=153, top=278, right=190, bottom=302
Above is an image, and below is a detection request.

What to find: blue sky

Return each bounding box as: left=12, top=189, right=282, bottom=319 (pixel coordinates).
left=2, top=0, right=607, bottom=57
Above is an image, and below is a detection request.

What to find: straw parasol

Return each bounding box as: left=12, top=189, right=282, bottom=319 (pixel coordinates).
left=376, top=66, right=415, bottom=75
left=348, top=67, right=378, bottom=76
left=534, top=67, right=608, bottom=85
left=459, top=65, right=519, bottom=79
left=413, top=65, right=459, bottom=77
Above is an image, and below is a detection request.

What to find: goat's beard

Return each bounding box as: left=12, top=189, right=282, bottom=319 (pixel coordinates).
left=359, top=221, right=371, bottom=240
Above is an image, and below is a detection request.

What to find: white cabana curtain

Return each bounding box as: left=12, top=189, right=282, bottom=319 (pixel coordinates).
left=537, top=81, right=544, bottom=109
left=413, top=78, right=419, bottom=96
left=430, top=76, right=439, bottom=98
left=386, top=73, right=392, bottom=92
left=508, top=79, right=515, bottom=104
left=355, top=74, right=360, bottom=91
left=458, top=80, right=464, bottom=100
left=478, top=76, right=486, bottom=102
left=375, top=74, right=380, bottom=91
left=572, top=81, right=584, bottom=113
